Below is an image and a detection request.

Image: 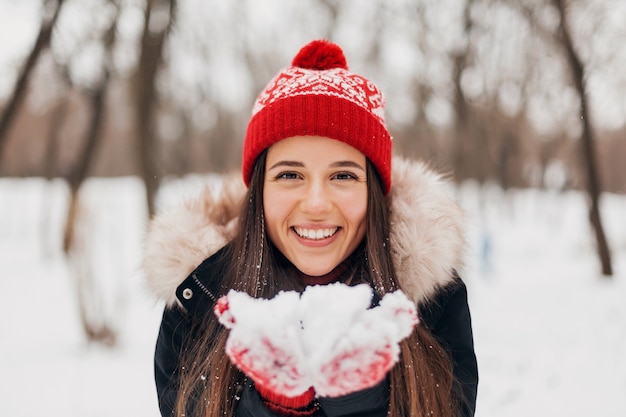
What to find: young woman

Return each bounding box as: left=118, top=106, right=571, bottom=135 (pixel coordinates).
left=143, top=39, right=478, bottom=417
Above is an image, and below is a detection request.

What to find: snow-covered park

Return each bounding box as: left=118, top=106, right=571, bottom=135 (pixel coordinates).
left=0, top=176, right=624, bottom=416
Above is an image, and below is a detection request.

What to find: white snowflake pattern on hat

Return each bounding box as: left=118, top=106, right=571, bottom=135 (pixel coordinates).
left=252, top=67, right=385, bottom=125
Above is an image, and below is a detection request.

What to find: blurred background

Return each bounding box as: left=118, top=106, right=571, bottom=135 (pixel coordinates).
left=0, top=0, right=625, bottom=416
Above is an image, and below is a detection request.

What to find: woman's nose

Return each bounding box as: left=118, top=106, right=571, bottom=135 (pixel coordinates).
left=300, top=180, right=332, bottom=214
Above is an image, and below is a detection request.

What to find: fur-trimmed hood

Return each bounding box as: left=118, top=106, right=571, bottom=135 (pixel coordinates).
left=142, top=157, right=465, bottom=307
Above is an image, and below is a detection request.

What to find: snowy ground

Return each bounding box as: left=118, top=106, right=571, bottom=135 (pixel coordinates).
left=0, top=176, right=624, bottom=416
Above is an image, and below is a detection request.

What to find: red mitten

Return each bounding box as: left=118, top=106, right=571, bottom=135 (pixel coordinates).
left=214, top=290, right=313, bottom=400
left=300, top=284, right=418, bottom=398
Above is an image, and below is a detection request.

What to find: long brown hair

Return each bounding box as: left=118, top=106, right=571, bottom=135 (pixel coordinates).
left=174, top=150, right=456, bottom=416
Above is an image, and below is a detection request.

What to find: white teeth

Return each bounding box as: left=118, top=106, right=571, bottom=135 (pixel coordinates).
left=294, top=227, right=337, bottom=240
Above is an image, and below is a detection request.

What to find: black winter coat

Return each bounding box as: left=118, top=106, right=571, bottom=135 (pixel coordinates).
left=143, top=157, right=479, bottom=417
left=154, top=245, right=477, bottom=417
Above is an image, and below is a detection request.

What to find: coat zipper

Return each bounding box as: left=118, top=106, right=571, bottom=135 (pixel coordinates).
left=191, top=273, right=217, bottom=303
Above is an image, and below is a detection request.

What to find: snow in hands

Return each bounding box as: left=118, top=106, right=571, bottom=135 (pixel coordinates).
left=214, top=282, right=418, bottom=398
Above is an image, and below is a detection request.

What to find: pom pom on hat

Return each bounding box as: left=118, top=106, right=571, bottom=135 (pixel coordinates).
left=242, top=39, right=392, bottom=194
left=291, top=39, right=348, bottom=70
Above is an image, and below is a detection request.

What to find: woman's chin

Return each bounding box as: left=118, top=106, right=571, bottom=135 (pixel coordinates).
left=295, top=265, right=334, bottom=277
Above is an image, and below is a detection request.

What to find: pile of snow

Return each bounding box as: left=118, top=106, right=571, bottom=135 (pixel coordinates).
left=216, top=283, right=416, bottom=397
left=0, top=176, right=624, bottom=416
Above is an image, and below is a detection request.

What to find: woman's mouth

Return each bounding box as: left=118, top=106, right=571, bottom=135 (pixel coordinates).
left=292, top=226, right=339, bottom=240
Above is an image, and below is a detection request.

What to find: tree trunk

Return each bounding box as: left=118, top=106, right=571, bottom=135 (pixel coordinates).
left=62, top=1, right=122, bottom=346
left=63, top=0, right=117, bottom=250
left=135, top=0, right=176, bottom=217
left=40, top=92, right=69, bottom=257
left=451, top=0, right=475, bottom=183
left=553, top=0, right=612, bottom=276
left=62, top=86, right=108, bottom=252
left=0, top=0, right=66, bottom=166
left=62, top=82, right=117, bottom=346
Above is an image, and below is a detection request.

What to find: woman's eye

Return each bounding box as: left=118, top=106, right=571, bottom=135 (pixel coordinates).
left=275, top=171, right=300, bottom=180
left=332, top=171, right=359, bottom=181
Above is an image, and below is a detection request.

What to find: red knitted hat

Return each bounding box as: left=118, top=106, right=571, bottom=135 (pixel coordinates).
left=242, top=39, right=392, bottom=194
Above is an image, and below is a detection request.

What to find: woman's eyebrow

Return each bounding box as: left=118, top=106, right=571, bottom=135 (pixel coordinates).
left=330, top=161, right=365, bottom=171
left=268, top=160, right=304, bottom=170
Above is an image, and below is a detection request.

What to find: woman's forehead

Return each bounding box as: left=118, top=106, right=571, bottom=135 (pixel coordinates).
left=265, top=135, right=366, bottom=164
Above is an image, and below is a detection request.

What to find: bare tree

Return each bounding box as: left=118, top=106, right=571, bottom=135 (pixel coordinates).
left=63, top=2, right=119, bottom=253
left=552, top=0, right=612, bottom=276
left=39, top=74, right=70, bottom=258
left=134, top=0, right=177, bottom=217
left=62, top=0, right=124, bottom=345
left=0, top=0, right=66, bottom=167
left=502, top=0, right=613, bottom=276
left=451, top=0, right=477, bottom=182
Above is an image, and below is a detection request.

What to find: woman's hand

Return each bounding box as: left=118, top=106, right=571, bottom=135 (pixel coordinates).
left=313, top=290, right=417, bottom=397
left=214, top=290, right=312, bottom=398
left=301, top=285, right=418, bottom=397
left=215, top=284, right=418, bottom=400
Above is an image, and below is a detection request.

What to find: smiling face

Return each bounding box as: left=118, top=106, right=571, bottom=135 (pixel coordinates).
left=263, top=135, right=368, bottom=277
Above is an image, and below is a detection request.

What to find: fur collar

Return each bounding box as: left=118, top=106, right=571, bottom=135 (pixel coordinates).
left=141, top=157, right=465, bottom=307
